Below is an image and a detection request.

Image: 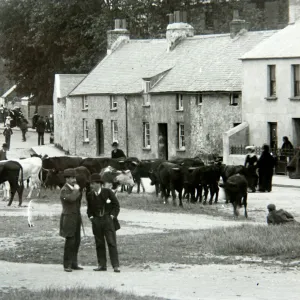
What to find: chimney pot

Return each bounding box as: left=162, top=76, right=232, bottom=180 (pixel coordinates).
left=289, top=0, right=300, bottom=24
left=115, top=19, right=121, bottom=29
left=182, top=11, right=187, bottom=23
left=174, top=11, right=181, bottom=23
left=107, top=19, right=130, bottom=54
left=168, top=13, right=174, bottom=24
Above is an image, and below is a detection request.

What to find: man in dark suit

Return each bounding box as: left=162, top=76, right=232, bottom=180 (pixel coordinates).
left=87, top=173, right=121, bottom=273
left=59, top=168, right=83, bottom=272
left=36, top=116, right=46, bottom=145
left=0, top=143, right=8, bottom=161
left=111, top=141, right=126, bottom=159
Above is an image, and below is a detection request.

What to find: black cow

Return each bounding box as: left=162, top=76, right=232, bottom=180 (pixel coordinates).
left=0, top=161, right=24, bottom=206
left=150, top=162, right=184, bottom=207
left=44, top=166, right=91, bottom=192
left=219, top=174, right=248, bottom=218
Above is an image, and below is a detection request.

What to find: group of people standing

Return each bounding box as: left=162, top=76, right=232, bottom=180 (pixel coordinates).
left=244, top=136, right=294, bottom=193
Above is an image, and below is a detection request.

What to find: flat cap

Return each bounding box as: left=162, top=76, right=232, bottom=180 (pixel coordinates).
left=63, top=168, right=76, bottom=178
left=267, top=204, right=276, bottom=211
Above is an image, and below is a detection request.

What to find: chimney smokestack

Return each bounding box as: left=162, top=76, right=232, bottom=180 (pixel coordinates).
left=230, top=10, right=249, bottom=38
left=289, top=0, right=300, bottom=24
left=107, top=19, right=130, bottom=54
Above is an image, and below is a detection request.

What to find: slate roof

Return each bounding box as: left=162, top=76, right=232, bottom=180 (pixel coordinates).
left=56, top=74, right=86, bottom=98
left=70, top=30, right=277, bottom=95
left=241, top=21, right=300, bottom=60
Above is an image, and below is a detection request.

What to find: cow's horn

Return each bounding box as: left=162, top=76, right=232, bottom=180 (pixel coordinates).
left=188, top=167, right=197, bottom=170
left=172, top=168, right=180, bottom=170
left=132, top=161, right=138, bottom=165
left=42, top=168, right=50, bottom=172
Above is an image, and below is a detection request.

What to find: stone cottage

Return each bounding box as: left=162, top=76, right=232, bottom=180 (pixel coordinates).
left=56, top=12, right=276, bottom=158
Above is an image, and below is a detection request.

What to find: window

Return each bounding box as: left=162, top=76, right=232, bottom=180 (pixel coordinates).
left=195, top=94, right=203, bottom=106
left=83, top=119, right=89, bottom=142
left=110, top=95, right=117, bottom=110
left=230, top=93, right=240, bottom=106
left=268, top=65, right=276, bottom=97
left=144, top=81, right=151, bottom=93
left=292, top=65, right=300, bottom=97
left=176, top=94, right=183, bottom=111
left=111, top=120, right=118, bottom=142
left=82, top=95, right=88, bottom=110
left=143, top=122, right=150, bottom=148
left=143, top=94, right=150, bottom=106
left=177, top=123, right=185, bottom=150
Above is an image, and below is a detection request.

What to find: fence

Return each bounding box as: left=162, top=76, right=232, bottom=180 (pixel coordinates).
left=230, top=145, right=297, bottom=158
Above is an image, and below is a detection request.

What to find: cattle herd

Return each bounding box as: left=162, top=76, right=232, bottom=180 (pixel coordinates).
left=0, top=154, right=258, bottom=217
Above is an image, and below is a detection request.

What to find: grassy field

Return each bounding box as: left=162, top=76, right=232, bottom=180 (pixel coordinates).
left=1, top=215, right=299, bottom=267
left=0, top=287, right=166, bottom=300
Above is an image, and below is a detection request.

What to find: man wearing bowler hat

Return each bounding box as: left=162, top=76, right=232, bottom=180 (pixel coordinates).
left=87, top=173, right=121, bottom=272
left=59, top=168, right=83, bottom=272
left=111, top=141, right=126, bottom=159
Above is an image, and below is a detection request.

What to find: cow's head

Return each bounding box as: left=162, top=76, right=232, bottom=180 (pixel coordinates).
left=148, top=169, right=158, bottom=186
left=44, top=168, right=64, bottom=187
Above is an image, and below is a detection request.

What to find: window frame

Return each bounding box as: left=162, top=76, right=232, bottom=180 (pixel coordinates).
left=268, top=65, right=276, bottom=97
left=292, top=64, right=300, bottom=97
left=177, top=122, right=185, bottom=150
left=143, top=122, right=151, bottom=149
left=229, top=93, right=240, bottom=106
left=110, top=95, right=118, bottom=110
left=83, top=118, right=89, bottom=142
left=82, top=95, right=88, bottom=110
left=195, top=94, right=203, bottom=106
left=111, top=120, right=118, bottom=143
left=176, top=94, right=184, bottom=111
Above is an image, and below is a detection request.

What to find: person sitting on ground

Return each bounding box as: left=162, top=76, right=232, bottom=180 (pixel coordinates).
left=111, top=141, right=126, bottom=159
left=267, top=204, right=298, bottom=225
left=0, top=143, right=8, bottom=160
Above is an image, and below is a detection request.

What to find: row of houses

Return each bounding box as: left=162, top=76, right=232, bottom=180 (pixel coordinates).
left=53, top=0, right=300, bottom=160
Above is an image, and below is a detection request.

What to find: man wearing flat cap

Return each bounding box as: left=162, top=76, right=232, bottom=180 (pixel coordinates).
left=59, top=168, right=83, bottom=272
left=267, top=204, right=298, bottom=225
left=87, top=173, right=121, bottom=273
left=0, top=143, right=8, bottom=160
left=111, top=141, right=126, bottom=159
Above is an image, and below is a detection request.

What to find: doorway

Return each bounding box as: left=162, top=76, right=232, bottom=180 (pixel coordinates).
left=158, top=123, right=168, bottom=160
left=96, top=119, right=104, bottom=155
left=268, top=122, right=277, bottom=150
left=293, top=118, right=300, bottom=148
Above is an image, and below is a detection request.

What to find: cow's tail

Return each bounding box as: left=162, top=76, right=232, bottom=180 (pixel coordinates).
left=19, top=166, right=24, bottom=187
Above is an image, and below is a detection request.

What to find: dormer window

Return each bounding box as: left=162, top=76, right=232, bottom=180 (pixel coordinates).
left=110, top=95, right=117, bottom=110
left=176, top=94, right=183, bottom=111
left=195, top=94, right=202, bottom=106
left=230, top=93, right=240, bottom=106
left=144, top=81, right=151, bottom=93
left=82, top=95, right=88, bottom=110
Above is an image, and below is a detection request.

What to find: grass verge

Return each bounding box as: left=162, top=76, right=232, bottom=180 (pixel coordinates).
left=1, top=216, right=300, bottom=266
left=0, top=287, right=166, bottom=300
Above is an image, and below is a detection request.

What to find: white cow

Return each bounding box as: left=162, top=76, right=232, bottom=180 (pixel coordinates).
left=2, top=157, right=42, bottom=200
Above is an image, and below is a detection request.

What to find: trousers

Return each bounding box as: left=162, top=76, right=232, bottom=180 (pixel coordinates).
left=38, top=132, right=44, bottom=145
left=63, top=219, right=81, bottom=268
left=92, top=215, right=119, bottom=268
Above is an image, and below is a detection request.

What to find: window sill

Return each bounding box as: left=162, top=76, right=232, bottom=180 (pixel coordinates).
left=176, top=109, right=184, bottom=112
left=142, top=104, right=150, bottom=107
left=229, top=103, right=238, bottom=106
left=289, top=96, right=300, bottom=101
left=142, top=147, right=151, bottom=151
left=83, top=139, right=90, bottom=144
left=82, top=109, right=88, bottom=111
left=110, top=108, right=118, bottom=111
left=265, top=96, right=278, bottom=101
left=177, top=148, right=186, bottom=152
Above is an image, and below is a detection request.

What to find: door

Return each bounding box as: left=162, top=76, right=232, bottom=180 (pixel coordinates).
left=158, top=123, right=168, bottom=160
left=96, top=119, right=104, bottom=155
left=268, top=122, right=277, bottom=150
left=293, top=118, right=300, bottom=148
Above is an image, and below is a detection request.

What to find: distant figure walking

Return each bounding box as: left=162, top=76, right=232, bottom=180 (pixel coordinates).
left=36, top=116, right=46, bottom=146
left=3, top=124, right=13, bottom=150
left=244, top=146, right=258, bottom=192
left=257, top=144, right=276, bottom=192
left=0, top=143, right=8, bottom=160
left=267, top=204, right=298, bottom=225
left=281, top=136, right=294, bottom=162
left=32, top=111, right=39, bottom=129
left=45, top=116, right=51, bottom=132
left=20, top=118, right=28, bottom=142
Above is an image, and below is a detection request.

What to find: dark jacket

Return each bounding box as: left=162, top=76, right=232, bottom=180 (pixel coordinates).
left=3, top=128, right=13, bottom=137
left=36, top=119, right=46, bottom=133
left=59, top=184, right=82, bottom=238
left=257, top=151, right=275, bottom=175
left=86, top=188, right=120, bottom=219
left=267, top=209, right=296, bottom=225
left=0, top=149, right=7, bottom=161
left=20, top=121, right=28, bottom=131
left=111, top=149, right=126, bottom=159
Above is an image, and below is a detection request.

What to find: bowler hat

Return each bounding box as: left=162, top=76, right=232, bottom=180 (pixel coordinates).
left=2, top=143, right=8, bottom=148
left=267, top=204, right=276, bottom=211
left=63, top=168, right=76, bottom=178
left=90, top=173, right=104, bottom=183
left=112, top=141, right=119, bottom=147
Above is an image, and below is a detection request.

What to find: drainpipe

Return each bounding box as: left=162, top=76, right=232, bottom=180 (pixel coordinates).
left=124, top=95, right=129, bottom=157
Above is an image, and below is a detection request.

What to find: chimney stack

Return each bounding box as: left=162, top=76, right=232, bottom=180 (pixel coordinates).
left=289, top=0, right=300, bottom=24
left=107, top=19, right=130, bottom=54
left=166, top=11, right=194, bottom=51
left=230, top=10, right=249, bottom=38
